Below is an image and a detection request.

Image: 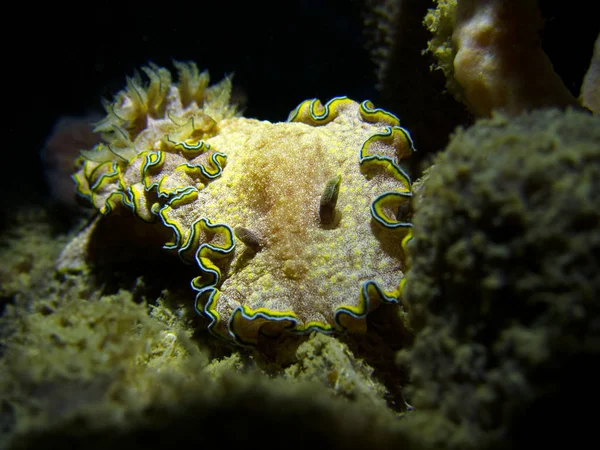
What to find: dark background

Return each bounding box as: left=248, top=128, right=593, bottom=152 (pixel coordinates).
left=4, top=0, right=374, bottom=205
left=2, top=0, right=597, bottom=212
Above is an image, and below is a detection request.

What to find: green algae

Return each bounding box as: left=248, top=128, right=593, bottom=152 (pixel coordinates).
left=400, top=108, right=600, bottom=449
left=0, top=204, right=414, bottom=450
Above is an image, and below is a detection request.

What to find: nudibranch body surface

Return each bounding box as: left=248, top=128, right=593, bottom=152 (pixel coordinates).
left=74, top=64, right=414, bottom=345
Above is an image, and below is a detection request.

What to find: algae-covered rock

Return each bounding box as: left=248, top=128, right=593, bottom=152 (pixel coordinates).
left=284, top=333, right=389, bottom=405
left=0, top=207, right=414, bottom=450
left=1, top=267, right=412, bottom=450
left=7, top=371, right=414, bottom=450
left=0, top=209, right=73, bottom=311
left=0, top=285, right=199, bottom=439
left=399, top=108, right=600, bottom=448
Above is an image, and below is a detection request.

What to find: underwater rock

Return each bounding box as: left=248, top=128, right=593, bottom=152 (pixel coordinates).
left=0, top=209, right=413, bottom=450
left=399, top=108, right=600, bottom=448
left=5, top=351, right=414, bottom=450
left=64, top=62, right=415, bottom=346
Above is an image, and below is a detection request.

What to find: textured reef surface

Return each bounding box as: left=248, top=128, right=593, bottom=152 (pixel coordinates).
left=0, top=209, right=415, bottom=450
left=64, top=62, right=414, bottom=346
left=3, top=1, right=599, bottom=441
left=399, top=108, right=600, bottom=449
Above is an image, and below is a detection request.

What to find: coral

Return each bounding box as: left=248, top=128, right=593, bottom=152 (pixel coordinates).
left=0, top=207, right=183, bottom=443
left=362, top=0, right=470, bottom=170
left=362, top=0, right=403, bottom=92
left=68, top=63, right=415, bottom=346
left=424, top=0, right=579, bottom=117
left=423, top=0, right=460, bottom=100
left=399, top=108, right=600, bottom=448
left=284, top=333, right=389, bottom=405
left=0, top=287, right=197, bottom=433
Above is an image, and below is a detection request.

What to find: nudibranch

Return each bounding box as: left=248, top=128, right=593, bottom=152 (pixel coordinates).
left=73, top=62, right=415, bottom=345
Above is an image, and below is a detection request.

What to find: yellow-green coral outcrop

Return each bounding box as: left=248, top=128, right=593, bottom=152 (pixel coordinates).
left=399, top=108, right=600, bottom=449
